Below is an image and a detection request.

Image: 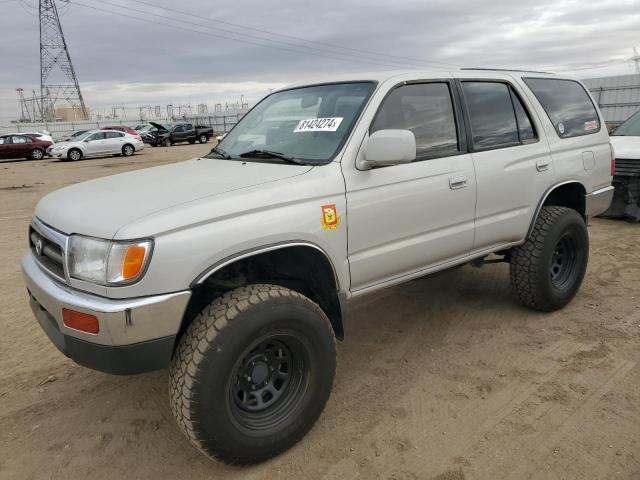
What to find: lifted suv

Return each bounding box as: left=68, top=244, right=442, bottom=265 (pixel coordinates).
left=23, top=69, right=613, bottom=465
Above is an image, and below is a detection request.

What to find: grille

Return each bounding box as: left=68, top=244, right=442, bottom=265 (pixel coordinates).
left=29, top=222, right=67, bottom=281
left=615, top=158, right=640, bottom=177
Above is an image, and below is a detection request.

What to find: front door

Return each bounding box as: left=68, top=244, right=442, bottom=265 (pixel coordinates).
left=84, top=132, right=108, bottom=156
left=344, top=81, right=477, bottom=292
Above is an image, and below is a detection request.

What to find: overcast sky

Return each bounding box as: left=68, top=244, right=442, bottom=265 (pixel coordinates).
left=1, top=0, right=639, bottom=120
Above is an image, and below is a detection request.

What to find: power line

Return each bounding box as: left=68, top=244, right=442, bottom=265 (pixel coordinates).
left=64, top=0, right=443, bottom=70
left=128, top=0, right=460, bottom=68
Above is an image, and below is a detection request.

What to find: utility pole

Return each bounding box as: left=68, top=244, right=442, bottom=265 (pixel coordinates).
left=40, top=0, right=88, bottom=120
left=632, top=47, right=640, bottom=75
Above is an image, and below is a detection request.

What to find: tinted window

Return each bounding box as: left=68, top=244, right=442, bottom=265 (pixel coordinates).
left=184, top=124, right=193, bottom=130
left=86, top=132, right=105, bottom=141
left=105, top=131, right=124, bottom=138
left=523, top=78, right=600, bottom=138
left=371, top=82, right=459, bottom=159
left=462, top=82, right=519, bottom=149
left=613, top=110, right=640, bottom=136
left=174, top=126, right=184, bottom=133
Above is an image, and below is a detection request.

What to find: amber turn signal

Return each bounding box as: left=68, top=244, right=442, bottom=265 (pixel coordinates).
left=62, top=308, right=99, bottom=334
left=122, top=245, right=147, bottom=279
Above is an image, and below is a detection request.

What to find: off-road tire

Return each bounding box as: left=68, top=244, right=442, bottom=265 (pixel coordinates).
left=29, top=148, right=45, bottom=160
left=169, top=284, right=336, bottom=465
left=510, top=206, right=588, bottom=312
left=122, top=144, right=135, bottom=157
left=67, top=148, right=82, bottom=161
left=198, top=134, right=208, bottom=144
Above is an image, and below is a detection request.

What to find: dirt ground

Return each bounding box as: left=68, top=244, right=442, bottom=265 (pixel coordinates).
left=1, top=144, right=639, bottom=480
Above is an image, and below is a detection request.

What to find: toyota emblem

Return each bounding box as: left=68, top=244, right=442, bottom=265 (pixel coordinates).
left=35, top=238, right=43, bottom=256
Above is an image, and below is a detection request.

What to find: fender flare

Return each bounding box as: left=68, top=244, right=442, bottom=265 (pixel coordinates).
left=526, top=180, right=587, bottom=238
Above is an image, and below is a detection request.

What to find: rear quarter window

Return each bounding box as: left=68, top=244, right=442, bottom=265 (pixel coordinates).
left=523, top=78, right=600, bottom=139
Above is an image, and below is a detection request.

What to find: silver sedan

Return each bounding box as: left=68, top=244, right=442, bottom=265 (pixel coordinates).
left=47, top=129, right=145, bottom=161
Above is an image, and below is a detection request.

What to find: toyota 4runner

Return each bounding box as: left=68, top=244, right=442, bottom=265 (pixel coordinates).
left=22, top=69, right=614, bottom=465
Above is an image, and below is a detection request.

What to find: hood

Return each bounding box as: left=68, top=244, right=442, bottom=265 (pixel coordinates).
left=35, top=158, right=313, bottom=239
left=149, top=121, right=169, bottom=133
left=610, top=135, right=640, bottom=160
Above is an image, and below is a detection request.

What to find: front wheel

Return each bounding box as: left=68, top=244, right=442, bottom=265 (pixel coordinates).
left=169, top=284, right=336, bottom=465
left=510, top=206, right=588, bottom=312
left=163, top=138, right=172, bottom=147
left=67, top=148, right=82, bottom=161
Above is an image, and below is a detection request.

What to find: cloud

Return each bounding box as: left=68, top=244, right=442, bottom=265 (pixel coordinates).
left=1, top=0, right=639, bottom=120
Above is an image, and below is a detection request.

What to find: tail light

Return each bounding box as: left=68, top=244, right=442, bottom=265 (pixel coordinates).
left=609, top=143, right=616, bottom=176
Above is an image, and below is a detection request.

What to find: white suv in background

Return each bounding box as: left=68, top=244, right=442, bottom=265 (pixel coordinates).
left=48, top=129, right=144, bottom=161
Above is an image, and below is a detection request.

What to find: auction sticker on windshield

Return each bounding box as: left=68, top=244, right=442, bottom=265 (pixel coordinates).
left=294, top=117, right=343, bottom=133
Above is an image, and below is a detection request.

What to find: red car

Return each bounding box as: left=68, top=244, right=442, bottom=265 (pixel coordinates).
left=101, top=125, right=142, bottom=140
left=0, top=134, right=52, bottom=160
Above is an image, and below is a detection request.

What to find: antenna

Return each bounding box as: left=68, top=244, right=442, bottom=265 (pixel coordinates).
left=632, top=47, right=640, bottom=75
left=39, top=0, right=89, bottom=120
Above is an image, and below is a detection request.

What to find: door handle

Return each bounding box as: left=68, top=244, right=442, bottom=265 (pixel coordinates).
left=536, top=160, right=550, bottom=172
left=449, top=176, right=468, bottom=190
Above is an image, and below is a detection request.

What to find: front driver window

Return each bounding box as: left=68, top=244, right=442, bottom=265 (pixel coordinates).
left=371, top=82, right=460, bottom=161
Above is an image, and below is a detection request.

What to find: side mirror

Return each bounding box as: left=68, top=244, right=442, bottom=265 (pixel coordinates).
left=361, top=129, right=416, bottom=169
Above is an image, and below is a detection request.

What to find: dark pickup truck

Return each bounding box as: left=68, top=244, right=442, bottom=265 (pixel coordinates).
left=144, top=122, right=213, bottom=147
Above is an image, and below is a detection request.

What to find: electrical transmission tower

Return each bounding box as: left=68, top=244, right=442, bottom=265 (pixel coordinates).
left=632, top=47, right=640, bottom=75
left=39, top=0, right=88, bottom=121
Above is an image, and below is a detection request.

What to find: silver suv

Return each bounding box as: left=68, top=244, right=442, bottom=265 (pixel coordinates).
left=22, top=69, right=614, bottom=465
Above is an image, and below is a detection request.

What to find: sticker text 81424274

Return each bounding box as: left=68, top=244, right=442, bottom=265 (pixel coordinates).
left=294, top=117, right=343, bottom=133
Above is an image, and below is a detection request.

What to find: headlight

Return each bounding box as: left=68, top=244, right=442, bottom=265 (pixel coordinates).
left=68, top=235, right=153, bottom=285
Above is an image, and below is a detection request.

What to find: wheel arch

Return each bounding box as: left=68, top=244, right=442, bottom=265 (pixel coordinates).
left=527, top=181, right=587, bottom=238
left=180, top=242, right=346, bottom=342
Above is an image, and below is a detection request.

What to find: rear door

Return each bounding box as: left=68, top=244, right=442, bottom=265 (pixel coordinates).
left=104, top=131, right=125, bottom=153
left=344, top=80, right=477, bottom=291
left=456, top=75, right=553, bottom=251
left=11, top=135, right=32, bottom=158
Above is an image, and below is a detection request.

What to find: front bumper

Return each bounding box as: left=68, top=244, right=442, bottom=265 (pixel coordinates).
left=22, top=253, right=191, bottom=375
left=585, top=185, right=615, bottom=219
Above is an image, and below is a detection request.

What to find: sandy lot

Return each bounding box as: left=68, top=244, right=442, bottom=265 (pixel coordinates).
left=1, top=144, right=639, bottom=479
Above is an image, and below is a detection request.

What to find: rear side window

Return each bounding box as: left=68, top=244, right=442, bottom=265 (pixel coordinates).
left=371, top=82, right=459, bottom=160
left=105, top=131, right=124, bottom=138
left=523, top=78, right=600, bottom=138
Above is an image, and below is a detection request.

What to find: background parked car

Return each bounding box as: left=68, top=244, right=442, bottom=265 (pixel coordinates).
left=605, top=110, right=640, bottom=221
left=59, top=129, right=89, bottom=142
left=0, top=134, right=52, bottom=160
left=7, top=131, right=54, bottom=144
left=144, top=121, right=213, bottom=146
left=101, top=125, right=142, bottom=141
left=47, top=129, right=144, bottom=161
left=134, top=123, right=157, bottom=139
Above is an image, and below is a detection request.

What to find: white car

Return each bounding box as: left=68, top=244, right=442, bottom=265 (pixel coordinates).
left=48, top=129, right=145, bottom=161
left=8, top=131, right=54, bottom=144
left=608, top=110, right=640, bottom=219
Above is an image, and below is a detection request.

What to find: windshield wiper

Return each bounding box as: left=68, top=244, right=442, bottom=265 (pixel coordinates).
left=207, top=146, right=232, bottom=159
left=239, top=149, right=307, bottom=165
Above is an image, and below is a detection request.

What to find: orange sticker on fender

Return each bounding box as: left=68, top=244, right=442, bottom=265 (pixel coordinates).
left=321, top=204, right=340, bottom=230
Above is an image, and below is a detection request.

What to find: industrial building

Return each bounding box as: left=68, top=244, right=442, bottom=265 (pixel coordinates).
left=583, top=73, right=640, bottom=127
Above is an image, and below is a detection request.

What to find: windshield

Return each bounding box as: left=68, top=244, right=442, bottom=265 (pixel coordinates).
left=613, top=110, right=640, bottom=136
left=213, top=82, right=375, bottom=164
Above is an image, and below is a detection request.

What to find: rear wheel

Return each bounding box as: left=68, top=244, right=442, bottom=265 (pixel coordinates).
left=67, top=148, right=82, bottom=161
left=169, top=284, right=336, bottom=465
left=122, top=144, right=135, bottom=157
left=510, top=206, right=588, bottom=311
left=29, top=148, right=44, bottom=160
left=198, top=134, right=208, bottom=144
